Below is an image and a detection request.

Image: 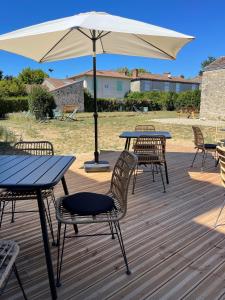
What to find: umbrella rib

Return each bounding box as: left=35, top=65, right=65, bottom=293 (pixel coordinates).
left=39, top=28, right=74, bottom=62
left=133, top=34, right=176, bottom=60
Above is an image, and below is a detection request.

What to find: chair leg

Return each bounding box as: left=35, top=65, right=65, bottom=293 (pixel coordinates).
left=164, top=161, right=169, bottom=184
left=108, top=219, right=115, bottom=239
left=113, top=220, right=131, bottom=275
left=56, top=223, right=67, bottom=287
left=13, top=264, right=28, bottom=300
left=11, top=200, right=16, bottom=223
left=0, top=201, right=6, bottom=228
left=132, top=165, right=138, bottom=194
left=201, top=151, right=206, bottom=171
left=191, top=148, right=199, bottom=167
left=44, top=197, right=56, bottom=246
left=151, top=163, right=155, bottom=182
left=159, top=165, right=166, bottom=193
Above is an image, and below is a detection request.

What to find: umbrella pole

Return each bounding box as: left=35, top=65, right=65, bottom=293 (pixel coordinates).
left=84, top=30, right=110, bottom=172
left=92, top=31, right=99, bottom=163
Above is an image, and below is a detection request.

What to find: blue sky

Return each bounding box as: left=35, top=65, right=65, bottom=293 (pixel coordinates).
left=0, top=0, right=224, bottom=79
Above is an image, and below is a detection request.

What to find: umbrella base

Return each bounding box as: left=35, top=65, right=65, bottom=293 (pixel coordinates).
left=84, top=160, right=110, bottom=172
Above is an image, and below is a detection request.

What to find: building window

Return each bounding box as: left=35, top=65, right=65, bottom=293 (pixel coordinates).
left=116, top=80, right=123, bottom=91
left=176, top=83, right=181, bottom=93
left=104, top=84, right=109, bottom=89
left=164, top=82, right=170, bottom=92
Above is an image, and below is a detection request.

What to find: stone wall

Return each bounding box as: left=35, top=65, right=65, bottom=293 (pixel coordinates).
left=200, top=69, right=225, bottom=120
left=51, top=81, right=84, bottom=111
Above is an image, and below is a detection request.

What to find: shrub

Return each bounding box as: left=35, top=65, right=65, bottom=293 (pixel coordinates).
left=0, top=97, right=29, bottom=119
left=175, top=90, right=201, bottom=111
left=0, top=78, right=27, bottom=97
left=28, top=86, right=56, bottom=120
left=83, top=89, right=200, bottom=112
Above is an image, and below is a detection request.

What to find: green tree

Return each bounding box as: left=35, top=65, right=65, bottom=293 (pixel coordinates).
left=18, top=67, right=49, bottom=84
left=0, top=70, right=3, bottom=80
left=199, top=56, right=217, bottom=75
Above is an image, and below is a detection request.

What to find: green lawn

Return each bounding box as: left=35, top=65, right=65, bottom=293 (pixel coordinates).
left=0, top=111, right=219, bottom=155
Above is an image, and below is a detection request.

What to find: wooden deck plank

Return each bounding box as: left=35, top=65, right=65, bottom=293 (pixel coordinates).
left=1, top=145, right=225, bottom=299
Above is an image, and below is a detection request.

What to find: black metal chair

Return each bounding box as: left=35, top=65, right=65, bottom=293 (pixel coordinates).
left=55, top=150, right=137, bottom=286
left=132, top=136, right=169, bottom=193
left=191, top=126, right=217, bottom=170
left=0, top=240, right=27, bottom=299
left=0, top=141, right=56, bottom=244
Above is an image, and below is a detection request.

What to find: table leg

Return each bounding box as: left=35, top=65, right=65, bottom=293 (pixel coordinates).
left=61, top=176, right=78, bottom=234
left=36, top=189, right=57, bottom=300
left=125, top=138, right=131, bottom=150
left=61, top=176, right=69, bottom=195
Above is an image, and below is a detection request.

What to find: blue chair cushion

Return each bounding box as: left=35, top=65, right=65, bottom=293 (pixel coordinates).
left=204, top=143, right=217, bottom=149
left=62, top=192, right=114, bottom=216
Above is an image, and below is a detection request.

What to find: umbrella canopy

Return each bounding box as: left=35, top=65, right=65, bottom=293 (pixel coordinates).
left=0, top=11, right=193, bottom=62
left=0, top=11, right=194, bottom=165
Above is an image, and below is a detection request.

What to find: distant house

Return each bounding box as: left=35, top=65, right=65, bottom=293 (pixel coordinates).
left=200, top=56, right=225, bottom=120
left=69, top=70, right=131, bottom=99
left=130, top=69, right=200, bottom=93
left=43, top=78, right=84, bottom=111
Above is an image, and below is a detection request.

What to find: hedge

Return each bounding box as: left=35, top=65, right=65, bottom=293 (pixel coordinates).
left=84, top=90, right=201, bottom=112
left=0, top=97, right=29, bottom=118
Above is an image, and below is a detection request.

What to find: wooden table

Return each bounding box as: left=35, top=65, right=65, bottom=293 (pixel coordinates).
left=0, top=155, right=75, bottom=300
left=119, top=131, right=172, bottom=150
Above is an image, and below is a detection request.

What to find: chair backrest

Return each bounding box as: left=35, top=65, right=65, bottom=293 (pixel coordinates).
left=110, top=151, right=137, bottom=217
left=14, top=141, right=54, bottom=155
left=217, top=146, right=225, bottom=188
left=134, top=136, right=166, bottom=163
left=192, top=126, right=204, bottom=148
left=135, top=125, right=155, bottom=131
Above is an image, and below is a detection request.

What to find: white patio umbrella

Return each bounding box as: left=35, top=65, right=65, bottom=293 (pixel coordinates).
left=0, top=11, right=194, bottom=169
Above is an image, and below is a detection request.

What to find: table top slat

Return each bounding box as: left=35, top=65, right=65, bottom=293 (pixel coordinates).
left=0, top=156, right=30, bottom=175
left=0, top=155, right=75, bottom=189
left=35, top=156, right=74, bottom=185
left=119, top=131, right=172, bottom=139
left=0, top=156, right=41, bottom=183
left=18, top=156, right=62, bottom=185
left=2, top=156, right=52, bottom=185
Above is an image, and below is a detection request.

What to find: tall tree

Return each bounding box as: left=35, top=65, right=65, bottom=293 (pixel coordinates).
left=199, top=56, right=217, bottom=75
left=0, top=70, right=3, bottom=80
left=18, top=67, right=49, bottom=84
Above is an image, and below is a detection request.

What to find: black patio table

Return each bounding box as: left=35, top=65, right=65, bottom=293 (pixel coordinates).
left=119, top=131, right=172, bottom=150
left=0, top=154, right=75, bottom=300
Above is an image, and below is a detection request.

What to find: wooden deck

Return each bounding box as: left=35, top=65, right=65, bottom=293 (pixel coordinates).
left=1, top=144, right=225, bottom=299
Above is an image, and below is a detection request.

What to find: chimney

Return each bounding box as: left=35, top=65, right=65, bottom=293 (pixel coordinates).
left=132, top=69, right=139, bottom=78
left=163, top=72, right=172, bottom=79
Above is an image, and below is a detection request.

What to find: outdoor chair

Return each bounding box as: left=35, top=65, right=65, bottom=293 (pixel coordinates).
left=135, top=125, right=155, bottom=131
left=55, top=150, right=137, bottom=286
left=191, top=126, right=217, bottom=170
left=133, top=124, right=156, bottom=148
left=214, top=146, right=225, bottom=227
left=132, top=136, right=169, bottom=193
left=0, top=141, right=56, bottom=244
left=64, top=105, right=80, bottom=121
left=0, top=240, right=27, bottom=299
left=52, top=108, right=63, bottom=120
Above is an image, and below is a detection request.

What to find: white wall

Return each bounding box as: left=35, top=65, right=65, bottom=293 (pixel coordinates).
left=84, top=76, right=130, bottom=99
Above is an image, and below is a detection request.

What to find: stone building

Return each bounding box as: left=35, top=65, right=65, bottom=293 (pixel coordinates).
left=200, top=57, right=225, bottom=120
left=43, top=78, right=84, bottom=111
left=131, top=69, right=200, bottom=93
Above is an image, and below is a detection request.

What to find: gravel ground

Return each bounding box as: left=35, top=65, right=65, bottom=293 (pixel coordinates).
left=152, top=117, right=225, bottom=127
